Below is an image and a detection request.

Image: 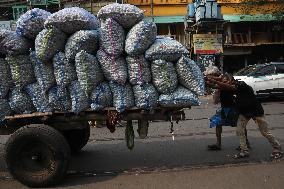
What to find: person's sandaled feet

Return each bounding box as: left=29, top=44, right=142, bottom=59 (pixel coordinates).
left=233, top=151, right=249, bottom=159
left=207, top=144, right=221, bottom=151
left=270, top=151, right=283, bottom=160
left=235, top=144, right=251, bottom=151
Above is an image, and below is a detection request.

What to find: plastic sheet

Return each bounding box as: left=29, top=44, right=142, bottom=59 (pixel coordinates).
left=16, top=8, right=51, bottom=39
left=125, top=21, right=157, bottom=55
left=109, top=82, right=134, bottom=113
left=44, top=7, right=99, bottom=34
left=69, top=81, right=90, bottom=113
left=176, top=56, right=205, bottom=95
left=0, top=59, right=12, bottom=98
left=0, top=31, right=32, bottom=55
left=35, top=27, right=67, bottom=63
left=53, top=52, right=77, bottom=86
left=97, top=49, right=127, bottom=85
left=99, top=18, right=125, bottom=57
left=65, top=30, right=99, bottom=61
left=9, top=88, right=35, bottom=114
left=158, top=86, right=201, bottom=107
left=25, top=83, right=53, bottom=112
left=151, top=60, right=178, bottom=94
left=145, top=38, right=189, bottom=62
left=90, top=82, right=112, bottom=111
left=6, top=55, right=36, bottom=90
left=75, top=50, right=104, bottom=96
left=0, top=99, right=11, bottom=121
left=126, top=55, right=151, bottom=85
left=97, top=3, right=144, bottom=29
left=30, top=51, right=55, bottom=93
left=133, top=84, right=158, bottom=109
left=48, top=86, right=71, bottom=111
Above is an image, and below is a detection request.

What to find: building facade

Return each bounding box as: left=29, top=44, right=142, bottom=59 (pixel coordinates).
left=1, top=0, right=283, bottom=72
left=124, top=0, right=284, bottom=73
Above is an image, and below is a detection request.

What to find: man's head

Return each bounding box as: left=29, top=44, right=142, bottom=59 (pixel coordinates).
left=204, top=66, right=221, bottom=77
left=221, top=73, right=235, bottom=84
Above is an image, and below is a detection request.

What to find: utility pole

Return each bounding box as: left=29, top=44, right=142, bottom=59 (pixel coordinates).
left=150, top=0, right=154, bottom=22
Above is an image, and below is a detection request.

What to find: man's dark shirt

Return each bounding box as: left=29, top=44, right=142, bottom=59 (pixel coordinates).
left=235, top=81, right=264, bottom=118
left=220, top=90, right=235, bottom=108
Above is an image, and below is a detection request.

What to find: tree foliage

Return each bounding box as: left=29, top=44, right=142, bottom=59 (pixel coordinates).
left=222, top=0, right=284, bottom=20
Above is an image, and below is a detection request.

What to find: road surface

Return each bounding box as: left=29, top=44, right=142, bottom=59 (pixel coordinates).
left=0, top=96, right=283, bottom=189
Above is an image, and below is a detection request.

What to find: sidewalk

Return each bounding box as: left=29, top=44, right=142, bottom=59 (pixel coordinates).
left=1, top=161, right=283, bottom=189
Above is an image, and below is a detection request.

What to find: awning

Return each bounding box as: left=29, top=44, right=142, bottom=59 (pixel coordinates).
left=223, top=14, right=279, bottom=22
left=144, top=16, right=185, bottom=24
left=223, top=48, right=252, bottom=56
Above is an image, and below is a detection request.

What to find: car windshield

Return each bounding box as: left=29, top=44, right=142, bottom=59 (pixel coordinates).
left=234, top=65, right=260, bottom=76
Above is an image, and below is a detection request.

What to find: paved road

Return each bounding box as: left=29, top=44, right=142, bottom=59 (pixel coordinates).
left=0, top=97, right=283, bottom=188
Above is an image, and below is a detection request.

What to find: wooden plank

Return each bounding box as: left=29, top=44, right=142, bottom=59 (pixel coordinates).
left=5, top=112, right=53, bottom=119
left=4, top=106, right=190, bottom=120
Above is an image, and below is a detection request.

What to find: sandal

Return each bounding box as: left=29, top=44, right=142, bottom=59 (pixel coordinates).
left=235, top=145, right=251, bottom=151
left=233, top=152, right=249, bottom=159
left=207, top=144, right=221, bottom=151
left=270, top=151, right=283, bottom=160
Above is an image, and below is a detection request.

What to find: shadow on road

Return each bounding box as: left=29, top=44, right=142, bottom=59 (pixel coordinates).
left=0, top=132, right=282, bottom=188
left=49, top=135, right=275, bottom=188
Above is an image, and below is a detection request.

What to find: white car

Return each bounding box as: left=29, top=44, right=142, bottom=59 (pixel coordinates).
left=233, top=62, right=284, bottom=97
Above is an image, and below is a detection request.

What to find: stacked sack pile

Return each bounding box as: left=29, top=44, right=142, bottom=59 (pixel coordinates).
left=0, top=4, right=204, bottom=122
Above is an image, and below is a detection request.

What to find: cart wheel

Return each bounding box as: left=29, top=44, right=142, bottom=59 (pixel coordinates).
left=5, top=124, right=71, bottom=188
left=62, top=122, right=90, bottom=154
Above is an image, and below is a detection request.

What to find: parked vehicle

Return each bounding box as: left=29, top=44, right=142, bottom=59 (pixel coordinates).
left=233, top=62, right=284, bottom=97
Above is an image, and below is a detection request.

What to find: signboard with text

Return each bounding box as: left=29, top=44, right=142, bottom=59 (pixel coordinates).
left=193, top=34, right=223, bottom=54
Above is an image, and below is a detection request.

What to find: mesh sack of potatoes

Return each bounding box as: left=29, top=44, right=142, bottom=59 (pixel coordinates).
left=0, top=31, right=32, bottom=56
left=25, top=83, right=53, bottom=112
left=75, top=50, right=104, bottom=96
left=30, top=51, right=55, bottom=93
left=126, top=55, right=151, bottom=85
left=176, top=56, right=205, bottom=96
left=133, top=84, right=158, bottom=109
left=109, top=82, right=134, bottom=113
left=145, top=38, right=189, bottom=62
left=125, top=21, right=157, bottom=55
left=0, top=99, right=11, bottom=121
left=44, top=7, right=99, bottom=34
left=158, top=86, right=201, bottom=107
left=97, top=3, right=144, bottom=29
left=99, top=18, right=125, bottom=57
left=16, top=8, right=51, bottom=39
left=53, top=52, right=77, bottom=87
left=6, top=55, right=36, bottom=90
left=69, top=80, right=90, bottom=113
left=65, top=30, right=99, bottom=61
left=48, top=86, right=71, bottom=111
left=90, top=81, right=112, bottom=111
left=97, top=49, right=127, bottom=85
left=0, top=58, right=12, bottom=98
left=9, top=88, right=35, bottom=114
left=35, top=27, right=67, bottom=63
left=0, top=30, right=13, bottom=55
left=151, top=60, right=178, bottom=94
